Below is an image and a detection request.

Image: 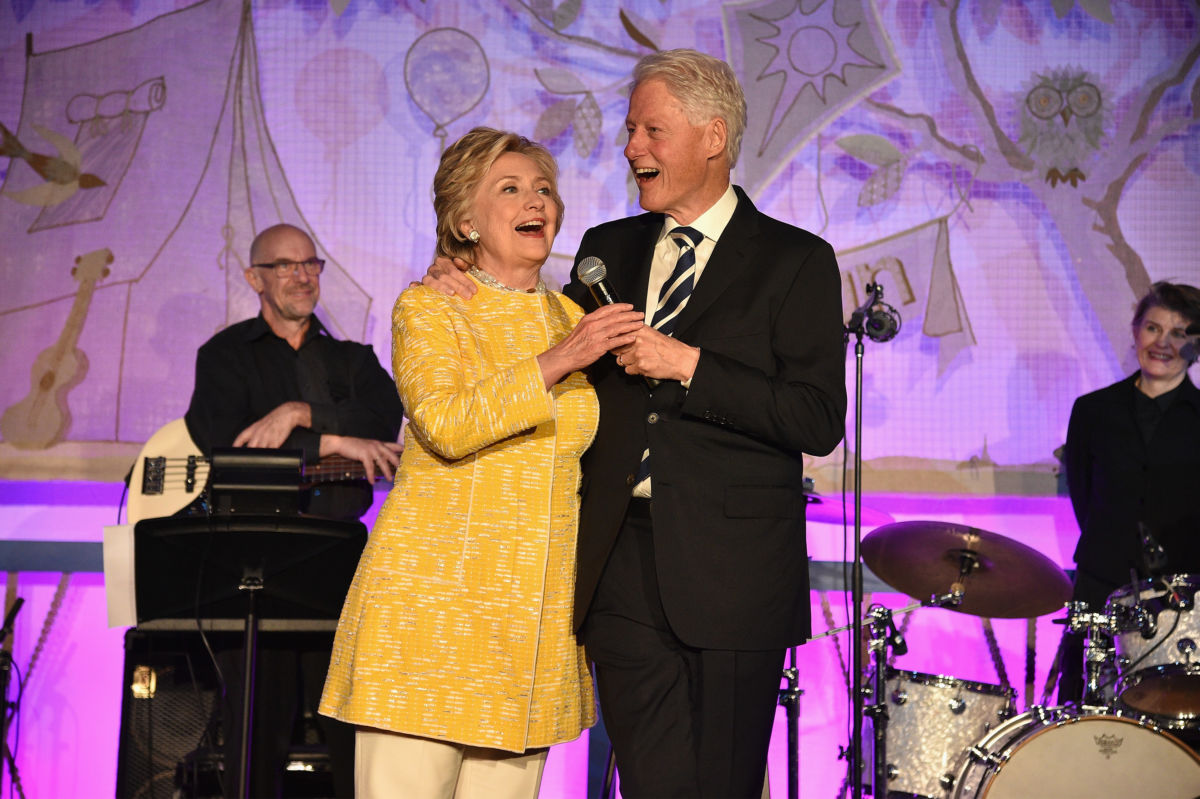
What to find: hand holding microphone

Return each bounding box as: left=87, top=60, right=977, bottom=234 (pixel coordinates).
left=536, top=259, right=642, bottom=387
left=579, top=257, right=699, bottom=385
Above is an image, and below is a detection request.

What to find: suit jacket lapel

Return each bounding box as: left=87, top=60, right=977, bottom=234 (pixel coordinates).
left=617, top=214, right=662, bottom=315
left=671, top=189, right=758, bottom=338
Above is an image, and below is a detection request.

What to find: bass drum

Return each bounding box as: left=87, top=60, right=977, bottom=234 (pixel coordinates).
left=952, top=709, right=1200, bottom=798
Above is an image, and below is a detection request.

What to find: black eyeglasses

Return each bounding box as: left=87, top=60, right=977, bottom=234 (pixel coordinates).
left=252, top=257, right=325, bottom=277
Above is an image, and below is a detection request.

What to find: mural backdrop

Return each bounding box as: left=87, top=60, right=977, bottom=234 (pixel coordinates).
left=1, top=0, right=1199, bottom=796
left=2, top=0, right=1197, bottom=491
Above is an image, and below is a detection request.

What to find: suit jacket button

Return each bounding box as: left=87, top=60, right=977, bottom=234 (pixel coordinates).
left=625, top=474, right=636, bottom=486
left=647, top=412, right=659, bottom=424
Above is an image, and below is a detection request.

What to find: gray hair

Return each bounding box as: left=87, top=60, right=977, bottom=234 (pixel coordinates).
left=632, top=49, right=747, bottom=167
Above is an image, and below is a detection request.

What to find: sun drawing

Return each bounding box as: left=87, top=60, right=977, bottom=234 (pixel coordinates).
left=752, top=0, right=880, bottom=153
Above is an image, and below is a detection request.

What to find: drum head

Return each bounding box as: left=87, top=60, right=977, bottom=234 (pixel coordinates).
left=977, top=715, right=1200, bottom=798
left=1120, top=666, right=1200, bottom=720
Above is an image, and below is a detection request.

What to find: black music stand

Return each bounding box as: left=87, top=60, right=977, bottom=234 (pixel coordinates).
left=133, top=515, right=366, bottom=799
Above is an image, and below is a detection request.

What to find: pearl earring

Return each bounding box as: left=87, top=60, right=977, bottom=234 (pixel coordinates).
left=468, top=230, right=480, bottom=243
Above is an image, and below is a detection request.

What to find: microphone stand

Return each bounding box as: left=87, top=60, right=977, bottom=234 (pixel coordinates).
left=842, top=283, right=898, bottom=799
left=847, top=320, right=867, bottom=799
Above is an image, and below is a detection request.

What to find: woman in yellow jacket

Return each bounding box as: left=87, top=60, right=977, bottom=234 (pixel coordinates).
left=320, top=127, right=644, bottom=798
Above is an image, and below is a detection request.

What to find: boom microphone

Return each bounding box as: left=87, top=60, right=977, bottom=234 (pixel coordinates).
left=578, top=256, right=620, bottom=306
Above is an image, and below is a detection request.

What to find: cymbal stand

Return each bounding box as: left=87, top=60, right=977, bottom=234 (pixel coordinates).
left=864, top=604, right=907, bottom=797
left=779, top=648, right=803, bottom=799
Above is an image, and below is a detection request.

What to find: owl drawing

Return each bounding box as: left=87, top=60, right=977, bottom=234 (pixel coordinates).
left=1018, top=67, right=1107, bottom=188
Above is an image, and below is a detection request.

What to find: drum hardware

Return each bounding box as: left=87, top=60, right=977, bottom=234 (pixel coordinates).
left=863, top=604, right=906, bottom=799
left=1061, top=599, right=1121, bottom=709
left=777, top=649, right=804, bottom=799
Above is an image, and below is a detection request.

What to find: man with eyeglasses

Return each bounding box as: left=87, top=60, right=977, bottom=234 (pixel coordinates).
left=183, top=222, right=405, bottom=798
left=186, top=222, right=404, bottom=498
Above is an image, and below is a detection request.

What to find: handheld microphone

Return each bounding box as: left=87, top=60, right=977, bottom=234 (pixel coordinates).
left=579, top=256, right=659, bottom=388
left=578, top=257, right=620, bottom=306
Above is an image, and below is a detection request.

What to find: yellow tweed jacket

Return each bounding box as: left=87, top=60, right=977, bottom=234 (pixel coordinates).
left=320, top=277, right=598, bottom=752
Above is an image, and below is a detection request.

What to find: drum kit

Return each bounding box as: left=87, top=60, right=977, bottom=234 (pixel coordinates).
left=853, top=519, right=1200, bottom=798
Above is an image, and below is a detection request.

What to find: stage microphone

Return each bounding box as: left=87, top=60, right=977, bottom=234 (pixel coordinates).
left=865, top=303, right=900, bottom=342
left=578, top=256, right=620, bottom=306
left=846, top=282, right=901, bottom=343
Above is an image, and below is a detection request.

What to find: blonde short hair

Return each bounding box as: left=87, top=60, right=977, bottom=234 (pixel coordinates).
left=632, top=49, right=747, bottom=168
left=433, top=127, right=564, bottom=263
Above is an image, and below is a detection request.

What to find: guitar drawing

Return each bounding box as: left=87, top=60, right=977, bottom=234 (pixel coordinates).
left=1, top=247, right=112, bottom=449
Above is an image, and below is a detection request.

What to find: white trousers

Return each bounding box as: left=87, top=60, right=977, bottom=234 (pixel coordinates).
left=355, top=728, right=547, bottom=799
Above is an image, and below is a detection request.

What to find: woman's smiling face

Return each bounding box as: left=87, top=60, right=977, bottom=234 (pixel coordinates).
left=463, top=151, right=559, bottom=275
left=1134, top=304, right=1192, bottom=387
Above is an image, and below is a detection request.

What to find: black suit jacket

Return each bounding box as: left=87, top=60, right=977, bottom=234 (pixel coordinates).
left=564, top=187, right=846, bottom=650
left=1065, top=373, right=1200, bottom=587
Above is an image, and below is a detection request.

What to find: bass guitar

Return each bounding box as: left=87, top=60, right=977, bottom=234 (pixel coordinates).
left=126, top=417, right=381, bottom=525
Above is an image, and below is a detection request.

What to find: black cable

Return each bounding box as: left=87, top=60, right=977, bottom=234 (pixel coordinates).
left=1093, top=602, right=1182, bottom=699
left=3, top=660, right=23, bottom=799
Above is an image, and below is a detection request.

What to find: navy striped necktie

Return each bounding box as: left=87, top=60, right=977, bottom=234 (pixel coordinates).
left=634, top=225, right=704, bottom=488
left=650, top=226, right=703, bottom=336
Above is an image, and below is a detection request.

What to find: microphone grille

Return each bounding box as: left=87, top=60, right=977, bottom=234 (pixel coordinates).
left=578, top=256, right=607, bottom=286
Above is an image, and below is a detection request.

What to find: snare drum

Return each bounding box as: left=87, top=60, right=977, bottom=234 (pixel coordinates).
left=872, top=670, right=1013, bottom=798
left=952, top=709, right=1200, bottom=798
left=1107, top=574, right=1200, bottom=723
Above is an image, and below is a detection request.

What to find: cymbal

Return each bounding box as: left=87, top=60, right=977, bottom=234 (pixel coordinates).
left=800, top=479, right=894, bottom=526
left=804, top=494, right=894, bottom=527
left=861, top=520, right=1072, bottom=618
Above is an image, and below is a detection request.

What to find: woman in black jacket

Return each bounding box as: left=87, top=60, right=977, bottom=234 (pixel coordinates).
left=1059, top=281, right=1200, bottom=706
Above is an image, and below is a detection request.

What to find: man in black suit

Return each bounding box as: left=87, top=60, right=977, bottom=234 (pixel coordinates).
left=564, top=50, right=845, bottom=798
left=425, top=50, right=845, bottom=798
